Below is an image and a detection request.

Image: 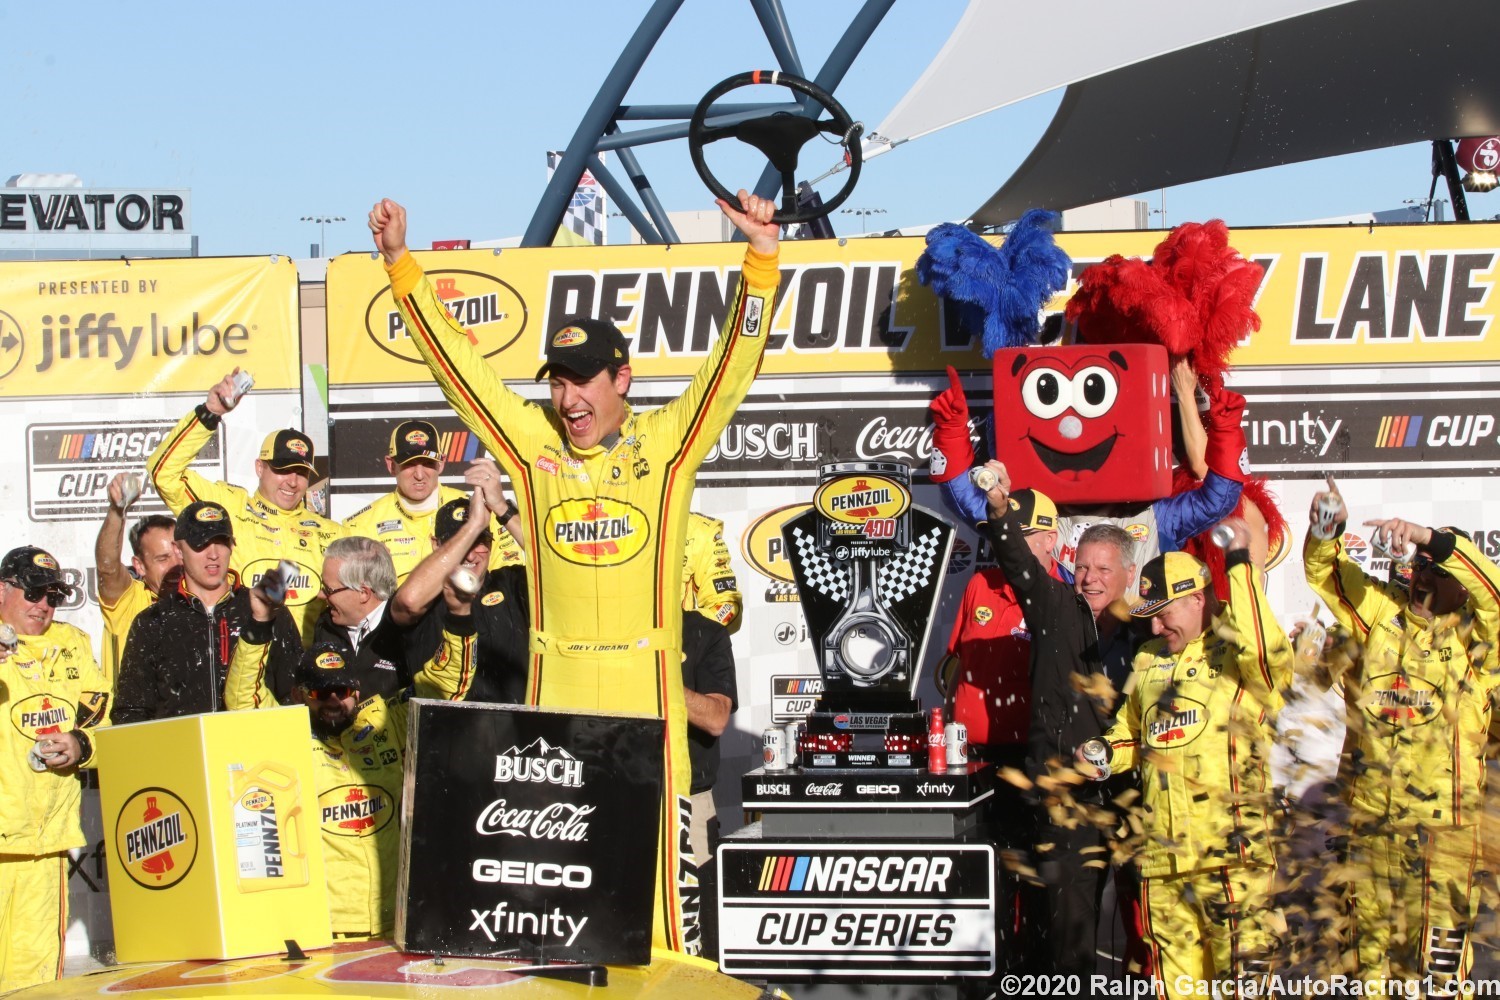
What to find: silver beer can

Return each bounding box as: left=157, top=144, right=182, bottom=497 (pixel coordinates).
left=1311, top=493, right=1343, bottom=541
left=969, top=466, right=998, bottom=492
left=783, top=723, right=801, bottom=767
left=762, top=726, right=789, bottom=771
left=944, top=721, right=968, bottom=768
left=1080, top=738, right=1110, bottom=772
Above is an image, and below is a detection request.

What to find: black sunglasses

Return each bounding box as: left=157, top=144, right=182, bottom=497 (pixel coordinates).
left=8, top=582, right=65, bottom=606
left=307, top=685, right=354, bottom=700
left=1413, top=555, right=1452, bottom=580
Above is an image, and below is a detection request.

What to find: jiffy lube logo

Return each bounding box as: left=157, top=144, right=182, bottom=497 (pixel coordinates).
left=368, top=269, right=527, bottom=363
left=116, top=788, right=198, bottom=890
left=543, top=498, right=650, bottom=566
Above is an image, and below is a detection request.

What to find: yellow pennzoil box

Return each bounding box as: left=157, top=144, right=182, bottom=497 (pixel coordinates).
left=96, top=706, right=331, bottom=961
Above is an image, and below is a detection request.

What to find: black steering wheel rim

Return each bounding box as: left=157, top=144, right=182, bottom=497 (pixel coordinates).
left=689, top=70, right=863, bottom=226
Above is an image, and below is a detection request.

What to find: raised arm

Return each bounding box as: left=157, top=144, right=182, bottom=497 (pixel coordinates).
left=684, top=514, right=742, bottom=631
left=1303, top=477, right=1397, bottom=642
left=95, top=473, right=136, bottom=606
left=390, top=490, right=489, bottom=627
left=147, top=370, right=245, bottom=513
left=1219, top=518, right=1292, bottom=711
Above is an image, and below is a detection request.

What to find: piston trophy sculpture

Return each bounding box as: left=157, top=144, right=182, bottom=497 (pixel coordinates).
left=777, top=462, right=956, bottom=768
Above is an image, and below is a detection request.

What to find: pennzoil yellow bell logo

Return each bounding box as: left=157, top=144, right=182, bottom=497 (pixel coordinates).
left=544, top=498, right=650, bottom=567
left=116, top=788, right=199, bottom=890
left=812, top=474, right=911, bottom=527
left=315, top=651, right=344, bottom=671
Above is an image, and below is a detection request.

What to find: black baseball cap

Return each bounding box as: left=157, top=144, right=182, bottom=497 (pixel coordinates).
left=434, top=497, right=492, bottom=546
left=534, top=316, right=630, bottom=381
left=0, top=546, right=75, bottom=599
left=174, top=501, right=234, bottom=548
left=388, top=420, right=443, bottom=465
left=258, top=428, right=316, bottom=475
left=295, top=642, right=357, bottom=689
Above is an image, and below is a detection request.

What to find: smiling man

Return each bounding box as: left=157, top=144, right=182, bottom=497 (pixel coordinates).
left=114, top=500, right=300, bottom=725
left=0, top=545, right=110, bottom=992
left=1303, top=478, right=1500, bottom=993
left=368, top=188, right=778, bottom=956
left=343, top=420, right=522, bottom=581
left=149, top=370, right=343, bottom=643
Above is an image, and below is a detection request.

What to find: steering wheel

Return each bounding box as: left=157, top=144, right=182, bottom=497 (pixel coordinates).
left=689, top=70, right=863, bottom=225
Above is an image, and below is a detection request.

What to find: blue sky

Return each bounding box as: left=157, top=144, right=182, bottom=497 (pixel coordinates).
left=6, top=1, right=1492, bottom=257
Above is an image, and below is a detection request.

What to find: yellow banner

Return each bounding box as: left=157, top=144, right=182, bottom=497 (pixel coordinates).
left=0, top=255, right=301, bottom=396
left=327, top=222, right=1500, bottom=385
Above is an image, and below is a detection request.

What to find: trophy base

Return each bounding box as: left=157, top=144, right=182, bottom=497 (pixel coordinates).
left=795, top=702, right=931, bottom=769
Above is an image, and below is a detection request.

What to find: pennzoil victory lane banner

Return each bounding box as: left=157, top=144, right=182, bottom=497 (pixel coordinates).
left=0, top=254, right=302, bottom=961
left=323, top=224, right=1500, bottom=804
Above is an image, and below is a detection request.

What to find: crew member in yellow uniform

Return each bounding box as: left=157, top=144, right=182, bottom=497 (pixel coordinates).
left=148, top=373, right=342, bottom=643
left=683, top=511, right=740, bottom=631
left=0, top=546, right=111, bottom=993
left=343, top=420, right=522, bottom=579
left=1083, top=529, right=1291, bottom=1000
left=226, top=576, right=476, bottom=936
left=368, top=188, right=778, bottom=955
left=1303, top=478, right=1500, bottom=992
left=94, top=472, right=180, bottom=681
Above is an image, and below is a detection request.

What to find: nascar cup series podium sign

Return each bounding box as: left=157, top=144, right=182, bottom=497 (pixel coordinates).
left=397, top=701, right=664, bottom=965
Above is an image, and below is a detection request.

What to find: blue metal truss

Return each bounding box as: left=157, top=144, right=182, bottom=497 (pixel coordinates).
left=521, top=0, right=895, bottom=247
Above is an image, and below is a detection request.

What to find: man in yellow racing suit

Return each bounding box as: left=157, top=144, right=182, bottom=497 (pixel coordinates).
left=1087, top=529, right=1291, bottom=1000
left=1303, top=479, right=1500, bottom=991
left=0, top=546, right=111, bottom=992
left=683, top=511, right=740, bottom=631
left=149, top=373, right=343, bottom=644
left=343, top=422, right=523, bottom=579
left=368, top=189, right=778, bottom=955
left=226, top=577, right=476, bottom=936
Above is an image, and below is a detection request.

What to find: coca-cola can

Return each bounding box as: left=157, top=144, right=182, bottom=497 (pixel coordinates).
left=1311, top=493, right=1342, bottom=541
left=944, top=721, right=968, bottom=768
left=762, top=726, right=789, bottom=771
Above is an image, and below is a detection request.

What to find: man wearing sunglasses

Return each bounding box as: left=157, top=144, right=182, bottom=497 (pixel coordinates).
left=1303, top=477, right=1500, bottom=993
left=0, top=546, right=110, bottom=992
left=226, top=586, right=477, bottom=937
left=114, top=501, right=301, bottom=726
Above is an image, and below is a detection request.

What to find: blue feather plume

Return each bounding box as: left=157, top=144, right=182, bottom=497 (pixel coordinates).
left=916, top=210, right=1071, bottom=357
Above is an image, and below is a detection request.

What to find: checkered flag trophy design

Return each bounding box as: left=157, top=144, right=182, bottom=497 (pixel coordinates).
left=546, top=151, right=607, bottom=246
left=781, top=463, right=955, bottom=701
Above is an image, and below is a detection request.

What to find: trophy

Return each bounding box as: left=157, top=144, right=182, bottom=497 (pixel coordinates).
left=781, top=462, right=955, bottom=768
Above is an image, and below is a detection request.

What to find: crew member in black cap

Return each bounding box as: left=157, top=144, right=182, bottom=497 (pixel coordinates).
left=391, top=490, right=529, bottom=703
left=344, top=419, right=522, bottom=581
left=227, top=579, right=478, bottom=937
left=148, top=369, right=343, bottom=643
left=115, top=500, right=301, bottom=724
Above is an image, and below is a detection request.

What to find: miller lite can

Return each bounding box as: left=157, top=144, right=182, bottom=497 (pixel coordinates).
left=228, top=369, right=255, bottom=405
left=969, top=466, right=999, bottom=492
left=944, top=721, right=968, bottom=769
left=27, top=743, right=50, bottom=772
left=1311, top=492, right=1343, bottom=541
left=1079, top=738, right=1111, bottom=779
left=762, top=726, right=789, bottom=772
left=783, top=722, right=802, bottom=767
left=927, top=707, right=946, bottom=774
left=120, top=472, right=143, bottom=509
left=1209, top=524, right=1235, bottom=550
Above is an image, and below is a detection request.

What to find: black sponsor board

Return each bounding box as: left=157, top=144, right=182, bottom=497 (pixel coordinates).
left=27, top=419, right=224, bottom=521
left=717, top=841, right=995, bottom=977
left=397, top=701, right=663, bottom=964
left=742, top=765, right=994, bottom=810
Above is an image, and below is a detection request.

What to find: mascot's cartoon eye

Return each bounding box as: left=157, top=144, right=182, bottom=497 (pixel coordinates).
left=1021, top=367, right=1071, bottom=419
left=1071, top=367, right=1119, bottom=418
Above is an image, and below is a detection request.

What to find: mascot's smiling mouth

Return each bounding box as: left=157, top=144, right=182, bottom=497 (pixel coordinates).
left=1028, top=433, right=1119, bottom=479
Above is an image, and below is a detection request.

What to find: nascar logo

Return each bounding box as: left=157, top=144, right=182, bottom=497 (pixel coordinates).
left=757, top=854, right=954, bottom=893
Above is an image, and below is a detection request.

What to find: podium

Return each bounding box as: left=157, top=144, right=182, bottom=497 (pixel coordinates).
left=96, top=706, right=331, bottom=962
